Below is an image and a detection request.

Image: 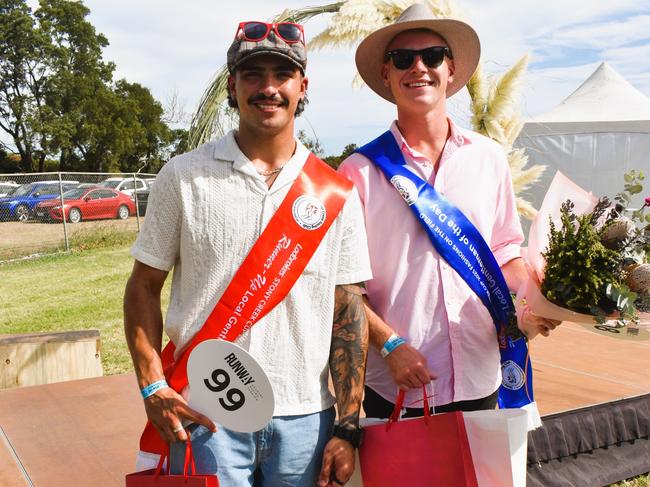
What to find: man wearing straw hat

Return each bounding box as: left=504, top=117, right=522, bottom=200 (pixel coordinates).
left=339, top=3, right=560, bottom=422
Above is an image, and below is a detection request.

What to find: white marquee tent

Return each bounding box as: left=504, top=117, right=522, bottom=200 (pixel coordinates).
left=516, top=62, right=650, bottom=212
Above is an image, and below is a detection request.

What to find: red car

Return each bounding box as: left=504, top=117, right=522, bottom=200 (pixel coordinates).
left=35, top=187, right=136, bottom=223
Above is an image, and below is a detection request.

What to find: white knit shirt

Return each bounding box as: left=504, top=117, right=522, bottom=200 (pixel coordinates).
left=131, top=131, right=372, bottom=416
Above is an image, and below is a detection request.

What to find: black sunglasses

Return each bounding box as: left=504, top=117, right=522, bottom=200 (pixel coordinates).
left=384, top=46, right=453, bottom=70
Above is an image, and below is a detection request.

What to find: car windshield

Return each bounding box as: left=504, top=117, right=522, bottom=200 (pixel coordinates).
left=11, top=184, right=35, bottom=197
left=0, top=185, right=17, bottom=194
left=99, top=180, right=121, bottom=189
left=62, top=188, right=88, bottom=199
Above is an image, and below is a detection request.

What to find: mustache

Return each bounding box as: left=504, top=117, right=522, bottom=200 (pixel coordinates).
left=247, top=93, right=289, bottom=106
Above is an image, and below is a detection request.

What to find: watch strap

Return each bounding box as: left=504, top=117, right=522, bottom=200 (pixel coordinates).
left=332, top=424, right=363, bottom=448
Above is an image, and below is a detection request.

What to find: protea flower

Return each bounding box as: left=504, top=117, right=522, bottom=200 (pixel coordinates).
left=601, top=217, right=635, bottom=249
left=626, top=263, right=650, bottom=294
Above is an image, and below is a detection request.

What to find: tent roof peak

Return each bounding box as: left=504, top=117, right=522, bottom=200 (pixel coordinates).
left=525, top=62, right=650, bottom=128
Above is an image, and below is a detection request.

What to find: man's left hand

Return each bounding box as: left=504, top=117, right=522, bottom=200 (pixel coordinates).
left=518, top=306, right=561, bottom=339
left=317, top=437, right=355, bottom=486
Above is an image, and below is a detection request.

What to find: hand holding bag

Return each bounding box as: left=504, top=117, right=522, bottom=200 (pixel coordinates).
left=125, top=440, right=219, bottom=486
left=359, top=387, right=478, bottom=487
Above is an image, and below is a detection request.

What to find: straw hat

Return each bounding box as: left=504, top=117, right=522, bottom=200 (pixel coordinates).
left=355, top=3, right=480, bottom=103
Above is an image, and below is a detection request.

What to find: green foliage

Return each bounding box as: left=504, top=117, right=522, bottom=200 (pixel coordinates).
left=610, top=473, right=649, bottom=487
left=616, top=170, right=650, bottom=260
left=0, top=0, right=50, bottom=171
left=0, top=0, right=177, bottom=174
left=296, top=130, right=360, bottom=169
left=167, top=128, right=190, bottom=161
left=297, top=129, right=324, bottom=157
left=542, top=170, right=649, bottom=323
left=542, top=200, right=620, bottom=315
left=617, top=170, right=645, bottom=206
left=323, top=143, right=358, bottom=169
left=0, top=150, right=20, bottom=172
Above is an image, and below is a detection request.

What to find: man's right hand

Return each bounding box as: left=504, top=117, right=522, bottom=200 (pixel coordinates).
left=144, top=387, right=217, bottom=443
left=384, top=343, right=437, bottom=390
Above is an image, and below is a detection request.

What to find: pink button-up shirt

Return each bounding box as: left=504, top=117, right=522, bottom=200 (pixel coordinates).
left=338, top=120, right=524, bottom=408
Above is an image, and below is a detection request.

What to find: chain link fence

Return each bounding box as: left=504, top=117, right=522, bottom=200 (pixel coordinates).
left=0, top=172, right=156, bottom=261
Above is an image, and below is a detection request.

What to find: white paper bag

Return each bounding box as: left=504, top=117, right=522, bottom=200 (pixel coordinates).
left=463, top=409, right=529, bottom=487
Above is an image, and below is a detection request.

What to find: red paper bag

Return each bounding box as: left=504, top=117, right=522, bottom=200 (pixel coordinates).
left=125, top=441, right=219, bottom=487
left=359, top=388, right=478, bottom=487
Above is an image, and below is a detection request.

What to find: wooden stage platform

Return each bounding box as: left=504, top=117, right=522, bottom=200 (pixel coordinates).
left=1, top=322, right=648, bottom=486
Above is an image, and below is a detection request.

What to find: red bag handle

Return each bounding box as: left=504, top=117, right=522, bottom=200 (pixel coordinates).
left=184, top=439, right=197, bottom=476
left=153, top=440, right=196, bottom=478
left=387, top=386, right=431, bottom=430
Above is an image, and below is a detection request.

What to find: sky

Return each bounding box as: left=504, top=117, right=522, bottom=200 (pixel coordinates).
left=25, top=1, right=650, bottom=155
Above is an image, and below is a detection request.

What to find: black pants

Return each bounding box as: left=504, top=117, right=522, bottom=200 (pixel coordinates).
left=362, top=385, right=499, bottom=419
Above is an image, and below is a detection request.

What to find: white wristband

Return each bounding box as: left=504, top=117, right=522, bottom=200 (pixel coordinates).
left=380, top=333, right=406, bottom=358
left=141, top=379, right=169, bottom=399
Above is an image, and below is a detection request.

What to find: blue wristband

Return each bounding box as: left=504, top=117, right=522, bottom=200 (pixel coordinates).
left=380, top=333, right=406, bottom=358
left=141, top=379, right=169, bottom=399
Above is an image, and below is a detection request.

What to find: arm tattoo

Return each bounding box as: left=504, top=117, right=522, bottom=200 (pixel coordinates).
left=330, top=283, right=368, bottom=429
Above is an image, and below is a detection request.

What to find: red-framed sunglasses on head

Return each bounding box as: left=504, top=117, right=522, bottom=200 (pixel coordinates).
left=235, top=21, right=305, bottom=45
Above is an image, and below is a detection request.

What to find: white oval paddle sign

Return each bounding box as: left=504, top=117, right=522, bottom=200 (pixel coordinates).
left=187, top=339, right=274, bottom=432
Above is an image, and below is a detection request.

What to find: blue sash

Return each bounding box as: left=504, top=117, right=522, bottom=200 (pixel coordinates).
left=356, top=131, right=534, bottom=411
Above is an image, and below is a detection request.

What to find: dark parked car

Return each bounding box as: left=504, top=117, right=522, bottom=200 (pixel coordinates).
left=34, top=187, right=136, bottom=223
left=0, top=181, right=78, bottom=221
left=132, top=187, right=149, bottom=216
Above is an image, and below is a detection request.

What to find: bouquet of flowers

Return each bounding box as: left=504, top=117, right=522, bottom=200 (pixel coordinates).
left=521, top=170, right=650, bottom=337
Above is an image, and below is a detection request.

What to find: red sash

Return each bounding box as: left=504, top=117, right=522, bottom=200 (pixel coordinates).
left=140, top=154, right=353, bottom=455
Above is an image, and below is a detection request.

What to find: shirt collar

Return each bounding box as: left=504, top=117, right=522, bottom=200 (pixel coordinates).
left=389, top=118, right=472, bottom=161
left=212, top=130, right=309, bottom=190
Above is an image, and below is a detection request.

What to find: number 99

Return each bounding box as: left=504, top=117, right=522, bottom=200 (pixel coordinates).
left=219, top=389, right=246, bottom=411
left=204, top=368, right=230, bottom=392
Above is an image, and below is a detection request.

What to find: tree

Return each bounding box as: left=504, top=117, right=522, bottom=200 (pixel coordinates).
left=167, top=128, right=190, bottom=160
left=0, top=0, right=50, bottom=172
left=297, top=129, right=324, bottom=157
left=0, top=0, right=176, bottom=174
left=323, top=143, right=358, bottom=169
left=112, top=80, right=172, bottom=173
left=0, top=0, right=114, bottom=172
left=0, top=149, right=20, bottom=172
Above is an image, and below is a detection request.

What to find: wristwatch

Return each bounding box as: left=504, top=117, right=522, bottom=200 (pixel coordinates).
left=332, top=424, right=364, bottom=448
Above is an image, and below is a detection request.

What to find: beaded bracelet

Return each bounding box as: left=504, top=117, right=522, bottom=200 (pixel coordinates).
left=141, top=379, right=169, bottom=399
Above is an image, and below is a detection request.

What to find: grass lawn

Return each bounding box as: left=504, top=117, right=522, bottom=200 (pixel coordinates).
left=0, top=242, right=170, bottom=375
left=613, top=477, right=649, bottom=487
left=0, top=242, right=647, bottom=487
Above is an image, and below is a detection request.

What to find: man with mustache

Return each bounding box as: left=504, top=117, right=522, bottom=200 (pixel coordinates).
left=125, top=20, right=371, bottom=486
left=339, top=4, right=561, bottom=422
